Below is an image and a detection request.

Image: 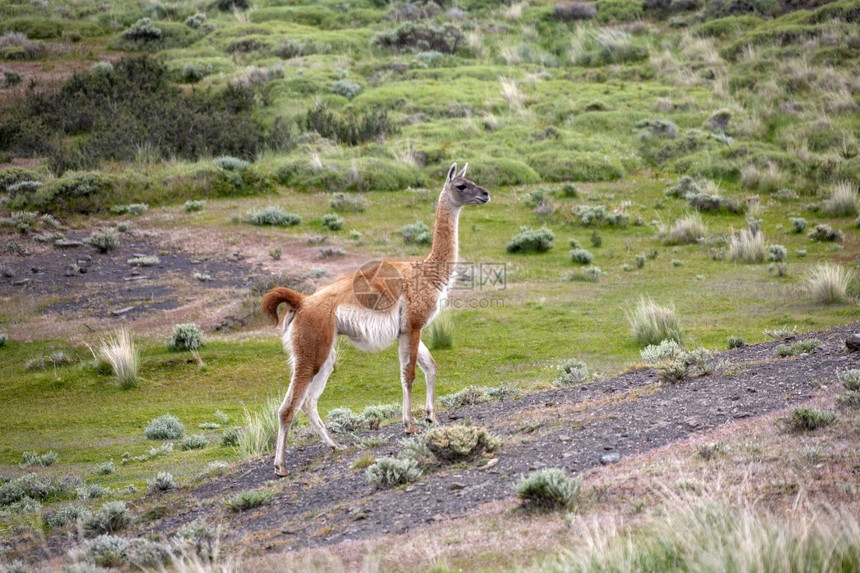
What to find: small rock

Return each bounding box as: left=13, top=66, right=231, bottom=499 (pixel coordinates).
left=685, top=418, right=701, bottom=429
left=55, top=240, right=85, bottom=248
left=449, top=482, right=466, bottom=491
left=480, top=458, right=499, bottom=470
left=112, top=306, right=135, bottom=316
left=405, top=486, right=415, bottom=492
left=746, top=387, right=756, bottom=393
left=11, top=278, right=30, bottom=286
left=30, top=267, right=39, bottom=274
left=600, top=452, right=620, bottom=465
left=431, top=514, right=444, bottom=522
left=733, top=411, right=752, bottom=419
left=846, top=333, right=860, bottom=352
left=729, top=394, right=741, bottom=401
left=558, top=435, right=571, bottom=443
left=1, top=268, right=13, bottom=277
left=603, top=445, right=614, bottom=451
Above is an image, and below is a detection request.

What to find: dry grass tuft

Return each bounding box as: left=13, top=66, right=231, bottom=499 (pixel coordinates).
left=92, top=328, right=139, bottom=389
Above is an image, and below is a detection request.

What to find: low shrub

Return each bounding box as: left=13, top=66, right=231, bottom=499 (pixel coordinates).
left=789, top=217, right=807, bottom=233
left=300, top=103, right=398, bottom=146
left=85, top=229, right=119, bottom=253
left=248, top=206, right=301, bottom=227
left=361, top=404, right=398, bottom=430
left=627, top=297, right=683, bottom=347
left=166, top=323, right=204, bottom=351
left=424, top=424, right=500, bottom=462
left=365, top=457, right=421, bottom=488
left=110, top=203, right=149, bottom=216
left=400, top=221, right=431, bottom=245
left=640, top=339, right=685, bottom=364
left=515, top=468, right=579, bottom=511
left=372, top=22, right=463, bottom=54
left=146, top=472, right=175, bottom=492
left=554, top=2, right=597, bottom=21
left=82, top=501, right=132, bottom=536
left=774, top=339, right=821, bottom=357
left=767, top=244, right=787, bottom=262
left=327, top=407, right=365, bottom=434
left=45, top=504, right=90, bottom=528
left=184, top=200, right=206, bottom=212
left=727, top=335, right=744, bottom=349
left=322, top=213, right=343, bottom=231
left=94, top=461, right=115, bottom=475
left=807, top=224, right=843, bottom=242
left=507, top=227, right=554, bottom=253
left=224, top=489, right=271, bottom=511
left=839, top=370, right=860, bottom=392
left=145, top=414, right=184, bottom=440
left=555, top=359, right=588, bottom=386
left=570, top=248, right=594, bottom=265
left=20, top=451, right=58, bottom=467
left=179, top=434, right=208, bottom=450
left=330, top=80, right=361, bottom=99
left=786, top=407, right=836, bottom=432
left=329, top=192, right=366, bottom=212
left=575, top=205, right=607, bottom=226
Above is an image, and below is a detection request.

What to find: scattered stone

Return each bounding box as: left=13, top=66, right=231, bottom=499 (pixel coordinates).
left=1, top=267, right=13, bottom=277
left=603, top=445, right=614, bottom=450
left=732, top=411, right=752, bottom=419
left=746, top=387, right=756, bottom=393
left=600, top=452, right=620, bottom=465
left=846, top=333, right=860, bottom=352
left=685, top=418, right=701, bottom=429
left=55, top=240, right=85, bottom=248
left=480, top=458, right=499, bottom=470
left=112, top=306, right=135, bottom=316
left=123, top=276, right=148, bottom=281
left=558, top=435, right=571, bottom=443
left=449, top=482, right=466, bottom=491
left=11, top=278, right=30, bottom=286
left=431, top=514, right=444, bottom=522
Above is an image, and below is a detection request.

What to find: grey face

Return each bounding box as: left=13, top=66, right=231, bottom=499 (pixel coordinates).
left=445, top=163, right=490, bottom=207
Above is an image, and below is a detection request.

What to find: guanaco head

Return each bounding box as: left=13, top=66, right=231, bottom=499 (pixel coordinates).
left=443, top=162, right=490, bottom=207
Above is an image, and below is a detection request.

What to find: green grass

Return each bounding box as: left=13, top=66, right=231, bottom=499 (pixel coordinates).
left=0, top=0, right=859, bottom=548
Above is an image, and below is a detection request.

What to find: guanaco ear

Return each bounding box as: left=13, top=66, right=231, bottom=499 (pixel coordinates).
left=457, top=163, right=468, bottom=178
left=446, top=163, right=457, bottom=183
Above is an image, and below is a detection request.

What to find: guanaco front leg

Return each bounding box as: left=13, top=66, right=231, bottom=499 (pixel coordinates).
left=398, top=329, right=422, bottom=433
left=417, top=340, right=438, bottom=424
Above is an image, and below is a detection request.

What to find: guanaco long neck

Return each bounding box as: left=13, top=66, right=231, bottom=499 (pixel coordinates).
left=422, top=192, right=461, bottom=289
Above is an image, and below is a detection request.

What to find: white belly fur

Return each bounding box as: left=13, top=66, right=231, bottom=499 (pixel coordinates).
left=336, top=302, right=403, bottom=352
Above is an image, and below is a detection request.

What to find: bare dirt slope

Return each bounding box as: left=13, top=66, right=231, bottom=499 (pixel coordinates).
left=133, top=324, right=858, bottom=556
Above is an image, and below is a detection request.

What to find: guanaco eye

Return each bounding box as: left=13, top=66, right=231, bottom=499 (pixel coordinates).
left=455, top=183, right=467, bottom=190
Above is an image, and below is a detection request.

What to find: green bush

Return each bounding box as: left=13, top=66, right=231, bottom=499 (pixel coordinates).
left=326, top=407, right=365, bottom=434
left=424, top=424, right=500, bottom=462
left=167, top=323, right=204, bottom=351
left=248, top=207, right=301, bottom=227
left=774, top=339, right=821, bottom=357
left=789, top=217, right=807, bottom=234
left=400, top=221, right=431, bottom=245
left=807, top=224, right=843, bottom=242
left=300, top=103, right=398, bottom=147
left=0, top=334, right=7, bottom=347
left=727, top=335, right=744, bottom=349
left=555, top=358, right=588, bottom=386
left=570, top=248, right=594, bottom=265
left=145, top=414, right=185, bottom=440
left=786, top=407, right=836, bottom=432
left=224, top=489, right=271, bottom=511
left=464, top=158, right=540, bottom=188
left=20, top=451, right=58, bottom=467
left=596, top=0, right=644, bottom=22
left=85, top=229, right=119, bottom=253
left=365, top=457, right=421, bottom=488
left=122, top=18, right=162, bottom=42
left=529, top=151, right=625, bottom=182
left=322, top=213, right=343, bottom=231
left=184, top=200, right=206, bottom=212
left=838, top=370, right=860, bottom=392
left=372, top=22, right=464, bottom=54
left=507, top=227, right=554, bottom=253
left=146, top=471, right=175, bottom=492
left=82, top=501, right=132, bottom=536
left=179, top=434, right=208, bottom=450
left=516, top=468, right=579, bottom=510
left=45, top=504, right=90, bottom=529
left=640, top=339, right=685, bottom=364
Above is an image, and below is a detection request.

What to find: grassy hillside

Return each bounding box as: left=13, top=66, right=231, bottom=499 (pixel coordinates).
left=0, top=0, right=858, bottom=568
